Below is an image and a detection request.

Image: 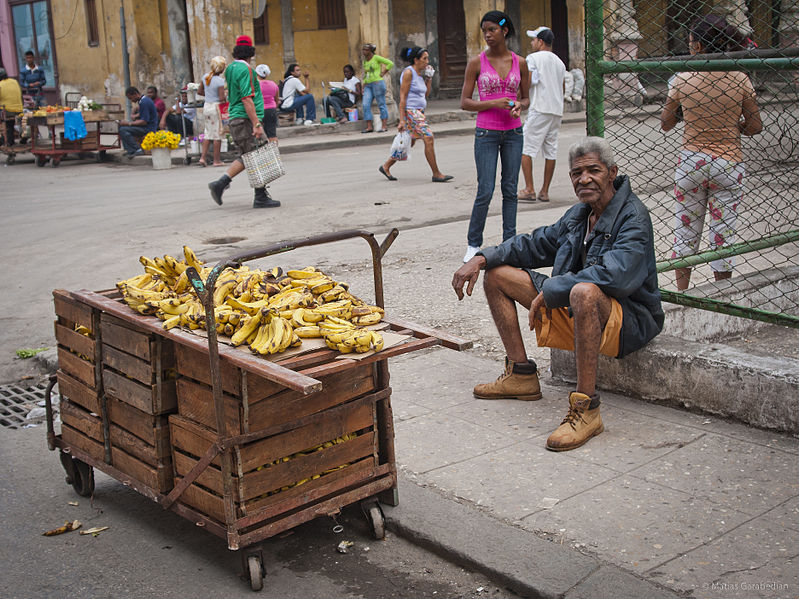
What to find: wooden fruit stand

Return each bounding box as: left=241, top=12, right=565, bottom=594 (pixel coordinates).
left=44, top=230, right=471, bottom=591
left=30, top=109, right=121, bottom=167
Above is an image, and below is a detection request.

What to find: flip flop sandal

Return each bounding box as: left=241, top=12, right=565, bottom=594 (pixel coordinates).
left=537, top=194, right=550, bottom=202
left=517, top=191, right=536, bottom=201
left=379, top=166, right=397, bottom=181
left=361, top=129, right=374, bottom=134
left=432, top=175, right=454, bottom=183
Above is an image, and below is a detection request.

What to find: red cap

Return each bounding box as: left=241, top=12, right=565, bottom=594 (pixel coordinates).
left=235, top=35, right=253, bottom=47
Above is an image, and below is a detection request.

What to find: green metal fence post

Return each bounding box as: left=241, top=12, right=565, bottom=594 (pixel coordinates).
left=584, top=0, right=605, bottom=137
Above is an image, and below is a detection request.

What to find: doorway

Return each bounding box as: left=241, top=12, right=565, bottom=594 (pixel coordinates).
left=436, top=0, right=467, bottom=94
left=10, top=0, right=57, bottom=104
left=550, top=0, right=569, bottom=70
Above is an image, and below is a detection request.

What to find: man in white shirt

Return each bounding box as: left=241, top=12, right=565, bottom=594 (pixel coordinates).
left=519, top=27, right=566, bottom=203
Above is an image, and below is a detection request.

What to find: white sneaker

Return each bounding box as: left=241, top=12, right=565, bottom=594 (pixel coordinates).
left=303, top=119, right=316, bottom=126
left=295, top=118, right=303, bottom=126
left=462, top=245, right=481, bottom=263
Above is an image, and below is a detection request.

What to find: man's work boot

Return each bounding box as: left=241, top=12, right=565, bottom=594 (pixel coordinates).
left=546, top=392, right=604, bottom=452
left=253, top=187, right=280, bottom=208
left=208, top=174, right=231, bottom=206
left=473, top=357, right=542, bottom=401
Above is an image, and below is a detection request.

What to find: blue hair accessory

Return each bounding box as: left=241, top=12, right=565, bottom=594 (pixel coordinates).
left=499, top=18, right=506, bottom=25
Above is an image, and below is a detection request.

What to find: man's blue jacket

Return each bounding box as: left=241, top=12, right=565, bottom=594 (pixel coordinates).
left=480, top=175, right=664, bottom=357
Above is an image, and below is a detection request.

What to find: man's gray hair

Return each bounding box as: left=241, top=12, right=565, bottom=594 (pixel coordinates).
left=568, top=137, right=616, bottom=169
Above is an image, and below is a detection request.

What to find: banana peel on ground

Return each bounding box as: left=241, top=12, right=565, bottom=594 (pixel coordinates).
left=43, top=520, right=82, bottom=536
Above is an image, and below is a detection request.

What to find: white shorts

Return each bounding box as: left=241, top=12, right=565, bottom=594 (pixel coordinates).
left=522, top=111, right=562, bottom=160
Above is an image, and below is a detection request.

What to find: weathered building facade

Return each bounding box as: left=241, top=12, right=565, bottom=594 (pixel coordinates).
left=2, top=1, right=786, bottom=109
left=0, top=0, right=585, bottom=107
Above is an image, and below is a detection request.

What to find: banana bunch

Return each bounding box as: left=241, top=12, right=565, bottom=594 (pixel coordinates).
left=117, top=250, right=388, bottom=356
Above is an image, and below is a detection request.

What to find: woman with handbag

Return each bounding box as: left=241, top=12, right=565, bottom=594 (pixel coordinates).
left=379, top=47, right=452, bottom=183
left=198, top=56, right=227, bottom=167
left=326, top=64, right=362, bottom=123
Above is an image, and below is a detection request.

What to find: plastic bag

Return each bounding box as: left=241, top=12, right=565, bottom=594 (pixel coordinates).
left=389, top=131, right=411, bottom=161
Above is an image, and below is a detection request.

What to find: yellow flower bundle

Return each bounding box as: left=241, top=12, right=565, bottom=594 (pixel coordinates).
left=141, top=131, right=181, bottom=150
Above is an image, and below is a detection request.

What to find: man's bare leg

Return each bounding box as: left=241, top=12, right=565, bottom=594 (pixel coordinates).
left=483, top=266, right=538, bottom=363
left=538, top=159, right=556, bottom=201
left=519, top=155, right=535, bottom=197
left=569, top=282, right=612, bottom=396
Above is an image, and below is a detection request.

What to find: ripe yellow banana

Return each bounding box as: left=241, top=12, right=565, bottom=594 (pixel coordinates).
left=231, top=312, right=263, bottom=346
left=183, top=246, right=203, bottom=271
left=295, top=325, right=322, bottom=338
left=286, top=267, right=318, bottom=279
left=352, top=312, right=382, bottom=326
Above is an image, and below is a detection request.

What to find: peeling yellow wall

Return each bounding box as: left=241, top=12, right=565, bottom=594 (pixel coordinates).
left=464, top=0, right=504, bottom=57
left=253, top=3, right=285, bottom=79
left=291, top=1, right=349, bottom=89
left=187, top=0, right=255, bottom=88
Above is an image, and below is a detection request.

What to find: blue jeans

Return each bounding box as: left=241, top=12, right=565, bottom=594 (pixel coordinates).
left=362, top=80, right=387, bottom=123
left=292, top=94, right=316, bottom=121
left=467, top=127, right=524, bottom=247
left=119, top=125, right=149, bottom=154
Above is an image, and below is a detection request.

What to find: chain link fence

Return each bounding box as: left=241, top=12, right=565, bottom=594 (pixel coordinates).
left=585, top=0, right=799, bottom=327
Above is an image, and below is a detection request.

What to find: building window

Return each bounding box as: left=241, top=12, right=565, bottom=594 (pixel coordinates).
left=10, top=0, right=56, bottom=88
left=253, top=10, right=269, bottom=44
left=85, top=0, right=99, bottom=46
left=318, top=0, right=345, bottom=30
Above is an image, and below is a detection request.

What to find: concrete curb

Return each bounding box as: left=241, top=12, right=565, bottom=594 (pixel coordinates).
left=104, top=112, right=587, bottom=165
left=385, top=477, right=682, bottom=599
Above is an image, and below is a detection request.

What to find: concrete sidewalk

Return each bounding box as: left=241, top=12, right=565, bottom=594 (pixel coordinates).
left=109, top=99, right=587, bottom=165
left=384, top=347, right=799, bottom=599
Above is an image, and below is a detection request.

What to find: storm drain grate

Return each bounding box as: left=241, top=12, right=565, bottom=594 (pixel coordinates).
left=0, top=381, right=54, bottom=430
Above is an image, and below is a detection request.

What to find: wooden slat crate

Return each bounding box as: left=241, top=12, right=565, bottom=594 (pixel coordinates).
left=57, top=395, right=174, bottom=493
left=60, top=399, right=105, bottom=463
left=169, top=390, right=382, bottom=523
left=101, top=313, right=177, bottom=415
left=54, top=290, right=99, bottom=389
left=174, top=344, right=378, bottom=436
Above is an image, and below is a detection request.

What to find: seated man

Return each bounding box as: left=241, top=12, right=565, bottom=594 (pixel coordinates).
left=146, top=85, right=167, bottom=122
left=118, top=86, right=158, bottom=157
left=160, top=89, right=195, bottom=138
left=452, top=136, right=663, bottom=452
left=0, top=67, right=24, bottom=146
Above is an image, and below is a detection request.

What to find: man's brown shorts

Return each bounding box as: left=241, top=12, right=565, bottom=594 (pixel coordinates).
left=229, top=118, right=258, bottom=160
left=533, top=298, right=623, bottom=358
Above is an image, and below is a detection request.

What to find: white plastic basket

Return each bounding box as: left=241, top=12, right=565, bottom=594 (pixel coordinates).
left=241, top=141, right=286, bottom=188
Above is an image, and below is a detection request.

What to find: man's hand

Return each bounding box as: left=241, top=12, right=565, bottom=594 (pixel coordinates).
left=452, top=256, right=486, bottom=300
left=252, top=122, right=265, bottom=140
left=528, top=291, right=551, bottom=331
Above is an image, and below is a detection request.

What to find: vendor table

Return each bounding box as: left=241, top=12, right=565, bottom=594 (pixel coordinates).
left=29, top=110, right=121, bottom=167
left=44, top=230, right=471, bottom=591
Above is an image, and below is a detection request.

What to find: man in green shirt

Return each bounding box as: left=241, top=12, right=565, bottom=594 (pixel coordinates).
left=208, top=35, right=279, bottom=208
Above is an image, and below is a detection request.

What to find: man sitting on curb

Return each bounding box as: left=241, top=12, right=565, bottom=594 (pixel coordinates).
left=452, top=137, right=663, bottom=451
left=118, top=86, right=158, bottom=158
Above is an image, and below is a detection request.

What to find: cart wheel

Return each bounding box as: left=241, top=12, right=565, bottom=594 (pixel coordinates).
left=71, top=459, right=94, bottom=497
left=96, top=150, right=107, bottom=163
left=35, top=155, right=48, bottom=167
left=6, top=154, right=15, bottom=165
left=184, top=156, right=192, bottom=166
left=59, top=451, right=77, bottom=486
left=366, top=503, right=385, bottom=539
left=50, top=156, right=61, bottom=168
left=247, top=555, right=264, bottom=592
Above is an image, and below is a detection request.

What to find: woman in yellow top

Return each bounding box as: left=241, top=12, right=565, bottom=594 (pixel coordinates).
left=0, top=67, right=24, bottom=147
left=661, top=14, right=762, bottom=290
left=361, top=43, right=394, bottom=133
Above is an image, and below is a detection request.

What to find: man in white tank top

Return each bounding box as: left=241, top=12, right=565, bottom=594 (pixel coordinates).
left=519, top=27, right=565, bottom=203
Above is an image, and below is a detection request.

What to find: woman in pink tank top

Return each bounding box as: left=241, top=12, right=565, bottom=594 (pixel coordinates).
left=459, top=11, right=530, bottom=263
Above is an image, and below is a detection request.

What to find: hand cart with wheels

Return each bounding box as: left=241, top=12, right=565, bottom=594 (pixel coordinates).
left=44, top=229, right=471, bottom=591
left=29, top=109, right=121, bottom=167
left=177, top=100, right=203, bottom=166
left=0, top=108, right=32, bottom=165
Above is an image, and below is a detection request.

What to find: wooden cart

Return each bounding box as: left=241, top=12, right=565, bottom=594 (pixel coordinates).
left=29, top=109, right=121, bottom=167
left=44, top=230, right=471, bottom=590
